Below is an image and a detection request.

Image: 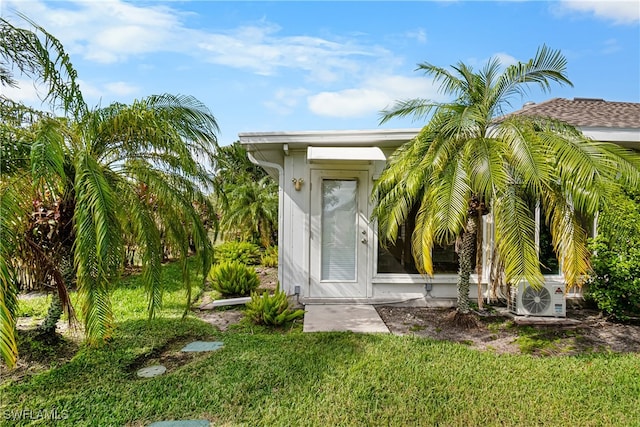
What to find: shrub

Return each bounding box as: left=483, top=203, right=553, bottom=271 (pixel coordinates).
left=214, top=241, right=260, bottom=265
left=261, top=246, right=278, bottom=267
left=246, top=286, right=304, bottom=326
left=586, top=239, right=640, bottom=320
left=585, top=188, right=640, bottom=320
left=208, top=261, right=260, bottom=297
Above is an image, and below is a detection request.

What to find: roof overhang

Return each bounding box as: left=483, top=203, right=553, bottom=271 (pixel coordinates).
left=579, top=126, right=640, bottom=145
left=307, top=146, right=386, bottom=162
left=238, top=128, right=420, bottom=150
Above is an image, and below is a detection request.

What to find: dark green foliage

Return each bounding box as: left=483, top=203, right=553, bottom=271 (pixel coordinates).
left=246, top=286, right=304, bottom=326
left=260, top=245, right=278, bottom=267
left=208, top=261, right=260, bottom=297
left=214, top=241, right=261, bottom=265
left=586, top=188, right=640, bottom=320
left=213, top=141, right=269, bottom=185
left=212, top=142, right=278, bottom=248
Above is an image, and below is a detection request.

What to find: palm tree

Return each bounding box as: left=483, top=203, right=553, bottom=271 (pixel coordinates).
left=212, top=142, right=278, bottom=247
left=221, top=176, right=278, bottom=248
left=1, top=17, right=218, bottom=367
left=374, top=46, right=640, bottom=320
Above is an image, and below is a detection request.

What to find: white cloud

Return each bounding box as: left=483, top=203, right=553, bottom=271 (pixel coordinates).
left=468, top=52, right=519, bottom=69
left=601, top=38, right=622, bottom=54
left=308, top=75, right=444, bottom=119
left=6, top=0, right=392, bottom=81
left=556, top=0, right=640, bottom=24
left=196, top=26, right=386, bottom=82
left=264, top=88, right=310, bottom=115
left=77, top=80, right=102, bottom=100
left=104, top=81, right=139, bottom=97
left=5, top=0, right=186, bottom=64
left=405, top=29, right=428, bottom=44
left=493, top=53, right=518, bottom=67
left=1, top=78, right=45, bottom=104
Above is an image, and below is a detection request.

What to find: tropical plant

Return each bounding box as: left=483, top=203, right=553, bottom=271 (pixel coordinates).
left=214, top=241, right=261, bottom=265
left=1, top=17, right=218, bottom=368
left=374, top=45, right=640, bottom=319
left=246, top=285, right=304, bottom=326
left=212, top=142, right=278, bottom=247
left=213, top=141, right=269, bottom=185
left=208, top=261, right=260, bottom=297
left=221, top=176, right=278, bottom=247
left=261, top=246, right=279, bottom=267
left=586, top=188, right=640, bottom=320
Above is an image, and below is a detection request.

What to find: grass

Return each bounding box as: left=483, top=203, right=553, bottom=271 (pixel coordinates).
left=3, top=262, right=640, bottom=426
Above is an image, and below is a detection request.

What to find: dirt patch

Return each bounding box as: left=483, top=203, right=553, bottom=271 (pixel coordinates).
left=254, top=266, right=278, bottom=292
left=0, top=329, right=80, bottom=384
left=376, top=306, right=640, bottom=356
left=196, top=309, right=245, bottom=331
left=127, top=336, right=215, bottom=376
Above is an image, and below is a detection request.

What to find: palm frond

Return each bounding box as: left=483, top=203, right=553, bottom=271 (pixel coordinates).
left=430, top=157, right=470, bottom=241
left=493, top=188, right=543, bottom=288
left=468, top=137, right=508, bottom=201
left=494, top=45, right=572, bottom=108
left=0, top=15, right=86, bottom=117
left=540, top=189, right=591, bottom=287
left=0, top=184, right=24, bottom=368
left=0, top=257, right=18, bottom=369
left=30, top=117, right=67, bottom=192
left=73, top=153, right=122, bottom=343
left=379, top=98, right=439, bottom=124
left=412, top=197, right=436, bottom=276
left=417, top=61, right=466, bottom=97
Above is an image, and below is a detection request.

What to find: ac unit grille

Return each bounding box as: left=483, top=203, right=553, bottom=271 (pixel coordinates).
left=510, top=281, right=566, bottom=318
left=522, top=286, right=551, bottom=314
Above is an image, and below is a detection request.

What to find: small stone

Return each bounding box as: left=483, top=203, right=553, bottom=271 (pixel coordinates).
left=180, top=341, right=224, bottom=352
left=137, top=365, right=166, bottom=378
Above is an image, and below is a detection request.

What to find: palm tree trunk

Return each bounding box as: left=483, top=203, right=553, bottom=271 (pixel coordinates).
left=40, top=293, right=63, bottom=335
left=476, top=210, right=484, bottom=311
left=456, top=216, right=478, bottom=313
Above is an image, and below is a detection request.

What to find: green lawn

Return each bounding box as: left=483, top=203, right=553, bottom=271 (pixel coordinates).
left=3, top=262, right=639, bottom=426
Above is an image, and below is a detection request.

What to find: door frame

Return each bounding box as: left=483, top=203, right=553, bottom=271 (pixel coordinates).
left=308, top=168, right=372, bottom=299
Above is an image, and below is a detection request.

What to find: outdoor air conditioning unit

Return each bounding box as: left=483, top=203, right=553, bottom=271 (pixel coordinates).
left=510, top=281, right=566, bottom=317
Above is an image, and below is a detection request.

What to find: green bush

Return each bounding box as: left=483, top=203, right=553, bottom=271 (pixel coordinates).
left=261, top=246, right=278, bottom=267
left=246, top=286, right=304, bottom=326
left=586, top=188, right=640, bottom=320
left=214, top=241, right=260, bottom=265
left=586, top=239, right=640, bottom=320
left=208, top=261, right=260, bottom=297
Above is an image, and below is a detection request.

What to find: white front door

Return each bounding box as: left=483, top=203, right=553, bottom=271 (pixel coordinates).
left=309, top=170, right=370, bottom=298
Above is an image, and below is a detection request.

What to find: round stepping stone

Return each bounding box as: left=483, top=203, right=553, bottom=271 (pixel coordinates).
left=136, top=365, right=166, bottom=378
left=180, top=341, right=224, bottom=352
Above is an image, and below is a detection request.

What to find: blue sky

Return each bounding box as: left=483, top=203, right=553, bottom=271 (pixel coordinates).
left=3, top=1, right=639, bottom=145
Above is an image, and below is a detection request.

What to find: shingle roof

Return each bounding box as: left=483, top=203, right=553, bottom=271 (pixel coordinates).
left=510, top=98, right=640, bottom=129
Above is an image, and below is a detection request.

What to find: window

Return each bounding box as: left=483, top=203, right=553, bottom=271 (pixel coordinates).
left=376, top=206, right=474, bottom=275
left=538, top=218, right=560, bottom=275
left=536, top=206, right=593, bottom=276
left=321, top=180, right=358, bottom=281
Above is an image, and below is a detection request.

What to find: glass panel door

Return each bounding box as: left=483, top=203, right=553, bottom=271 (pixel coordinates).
left=321, top=180, right=357, bottom=281
left=309, top=169, right=369, bottom=298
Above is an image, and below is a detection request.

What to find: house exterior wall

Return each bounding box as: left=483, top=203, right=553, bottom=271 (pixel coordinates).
left=240, top=121, right=637, bottom=305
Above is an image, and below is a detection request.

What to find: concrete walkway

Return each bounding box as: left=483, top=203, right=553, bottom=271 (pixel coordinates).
left=303, top=304, right=390, bottom=333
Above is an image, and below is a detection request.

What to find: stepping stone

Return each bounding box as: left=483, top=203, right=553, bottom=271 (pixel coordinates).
left=148, top=421, right=210, bottom=427
left=180, top=341, right=224, bottom=352
left=137, top=365, right=166, bottom=378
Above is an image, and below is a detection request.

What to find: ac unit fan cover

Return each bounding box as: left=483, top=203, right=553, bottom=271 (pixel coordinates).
left=521, top=285, right=551, bottom=314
